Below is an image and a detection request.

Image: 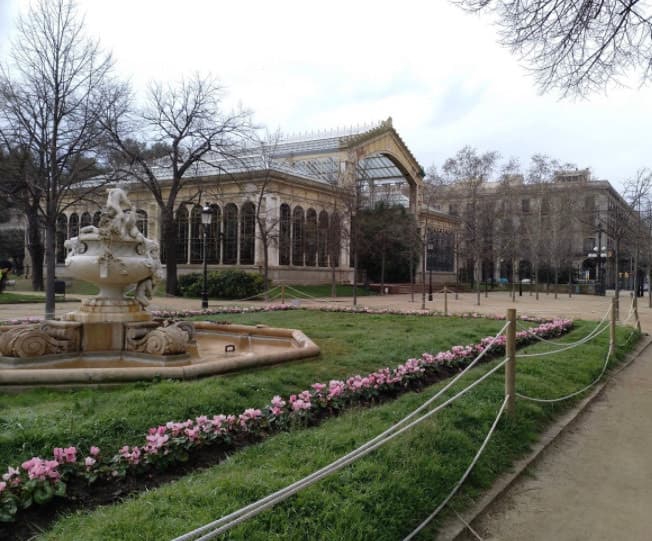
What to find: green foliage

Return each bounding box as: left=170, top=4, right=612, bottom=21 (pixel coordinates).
left=356, top=203, right=419, bottom=283
left=178, top=270, right=265, bottom=300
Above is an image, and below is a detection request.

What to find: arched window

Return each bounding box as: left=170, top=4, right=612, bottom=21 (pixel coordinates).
left=305, top=208, right=317, bottom=267
left=279, top=204, right=291, bottom=265
left=92, top=211, right=101, bottom=227
left=207, top=205, right=221, bottom=264
left=240, top=202, right=256, bottom=265
left=318, top=210, right=328, bottom=267
left=223, top=203, right=238, bottom=264
left=80, top=212, right=92, bottom=228
left=292, top=206, right=305, bottom=266
left=68, top=213, right=79, bottom=238
left=190, top=205, right=203, bottom=264
left=56, top=214, right=67, bottom=264
left=329, top=211, right=341, bottom=268
left=176, top=206, right=189, bottom=264
left=136, top=210, right=148, bottom=237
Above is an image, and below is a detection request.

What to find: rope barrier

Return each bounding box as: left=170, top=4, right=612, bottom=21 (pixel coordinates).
left=176, top=358, right=509, bottom=541
left=171, top=324, right=510, bottom=541
left=516, top=323, right=609, bottom=358
left=402, top=395, right=509, bottom=541
left=452, top=509, right=485, bottom=541
left=516, top=347, right=612, bottom=403
left=515, top=304, right=611, bottom=347
left=281, top=285, right=351, bottom=304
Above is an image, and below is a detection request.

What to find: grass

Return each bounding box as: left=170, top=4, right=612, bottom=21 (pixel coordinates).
left=0, top=311, right=506, bottom=471
left=0, top=291, right=47, bottom=303
left=13, top=277, right=99, bottom=296
left=37, top=321, right=637, bottom=540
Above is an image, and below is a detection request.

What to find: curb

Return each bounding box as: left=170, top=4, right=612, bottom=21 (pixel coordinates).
left=436, top=333, right=652, bottom=541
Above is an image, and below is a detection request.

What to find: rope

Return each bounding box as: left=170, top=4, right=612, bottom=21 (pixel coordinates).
left=453, top=509, right=484, bottom=541
left=402, top=395, right=509, bottom=541
left=281, top=285, right=351, bottom=304
left=177, top=358, right=509, bottom=541
left=171, top=324, right=510, bottom=541
left=516, top=347, right=612, bottom=403
left=516, top=323, right=609, bottom=358
left=515, top=304, right=610, bottom=347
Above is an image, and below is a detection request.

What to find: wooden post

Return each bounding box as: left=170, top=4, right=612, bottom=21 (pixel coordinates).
left=281, top=285, right=286, bottom=305
left=609, top=297, right=616, bottom=356
left=444, top=287, right=448, bottom=317
left=505, top=308, right=516, bottom=416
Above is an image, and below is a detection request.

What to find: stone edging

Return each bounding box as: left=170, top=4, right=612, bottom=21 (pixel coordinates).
left=436, top=333, right=652, bottom=541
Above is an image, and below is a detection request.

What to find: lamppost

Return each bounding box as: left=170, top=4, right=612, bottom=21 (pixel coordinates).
left=427, top=236, right=434, bottom=301
left=201, top=204, right=212, bottom=309
left=590, top=222, right=607, bottom=296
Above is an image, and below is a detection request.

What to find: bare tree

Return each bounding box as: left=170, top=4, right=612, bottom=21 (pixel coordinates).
left=623, top=168, right=652, bottom=300
left=443, top=146, right=499, bottom=305
left=457, top=0, right=652, bottom=95
left=102, top=74, right=254, bottom=294
left=0, top=0, right=116, bottom=318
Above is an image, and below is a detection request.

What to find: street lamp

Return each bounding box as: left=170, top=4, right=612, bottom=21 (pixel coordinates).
left=427, top=237, right=434, bottom=301
left=201, top=204, right=212, bottom=309
left=588, top=222, right=607, bottom=296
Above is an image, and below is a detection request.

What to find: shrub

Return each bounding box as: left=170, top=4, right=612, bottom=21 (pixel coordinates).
left=178, top=270, right=265, bottom=300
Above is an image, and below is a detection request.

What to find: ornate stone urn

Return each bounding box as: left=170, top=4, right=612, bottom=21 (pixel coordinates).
left=0, top=188, right=193, bottom=359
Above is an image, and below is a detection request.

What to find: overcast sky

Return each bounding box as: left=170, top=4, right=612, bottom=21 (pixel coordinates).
left=1, top=0, right=651, bottom=191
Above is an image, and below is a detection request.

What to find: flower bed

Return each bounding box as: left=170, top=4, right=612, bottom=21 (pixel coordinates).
left=0, top=317, right=572, bottom=524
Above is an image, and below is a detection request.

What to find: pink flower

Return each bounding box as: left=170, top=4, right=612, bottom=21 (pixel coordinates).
left=90, top=446, right=100, bottom=457
left=84, top=457, right=96, bottom=469
left=0, top=481, right=6, bottom=493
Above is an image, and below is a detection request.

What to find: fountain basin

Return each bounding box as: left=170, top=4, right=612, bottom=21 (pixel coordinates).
left=0, top=322, right=320, bottom=387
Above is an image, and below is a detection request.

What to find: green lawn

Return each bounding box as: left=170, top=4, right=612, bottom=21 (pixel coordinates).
left=0, top=311, right=506, bottom=471
left=37, top=321, right=636, bottom=540
left=0, top=292, right=46, bottom=303
left=12, top=277, right=99, bottom=296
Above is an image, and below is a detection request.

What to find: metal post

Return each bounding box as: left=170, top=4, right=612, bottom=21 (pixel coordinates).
left=428, top=265, right=433, bottom=302
left=634, top=293, right=642, bottom=333
left=505, top=308, right=517, bottom=416
left=444, top=287, right=448, bottom=316
left=201, top=225, right=208, bottom=309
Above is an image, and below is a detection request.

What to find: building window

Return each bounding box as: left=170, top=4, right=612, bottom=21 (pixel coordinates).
left=56, top=214, right=67, bottom=264
left=190, top=205, right=202, bottom=264
left=329, top=211, right=341, bottom=267
left=136, top=210, right=148, bottom=237
left=68, top=213, right=79, bottom=238
left=92, top=211, right=101, bottom=227
left=279, top=204, right=291, bottom=265
left=240, top=202, right=256, bottom=265
left=292, top=206, right=305, bottom=266
left=223, top=203, right=238, bottom=265
left=541, top=198, right=550, bottom=215
left=176, top=206, right=189, bottom=264
left=305, top=208, right=317, bottom=267
left=583, top=238, right=596, bottom=254
left=207, top=205, right=220, bottom=264
left=80, top=212, right=92, bottom=228
left=449, top=204, right=458, bottom=216
left=318, top=210, right=328, bottom=267
left=521, top=198, right=530, bottom=213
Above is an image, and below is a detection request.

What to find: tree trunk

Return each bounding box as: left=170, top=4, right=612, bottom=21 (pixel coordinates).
left=162, top=213, right=179, bottom=295
left=331, top=263, right=336, bottom=298
left=44, top=218, right=57, bottom=320
left=26, top=211, right=44, bottom=291
left=262, top=238, right=269, bottom=301
left=554, top=267, right=559, bottom=299
left=614, top=242, right=620, bottom=318
left=380, top=251, right=386, bottom=296
left=475, top=258, right=480, bottom=306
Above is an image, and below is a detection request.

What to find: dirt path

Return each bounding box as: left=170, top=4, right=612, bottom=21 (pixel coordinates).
left=454, top=307, right=652, bottom=541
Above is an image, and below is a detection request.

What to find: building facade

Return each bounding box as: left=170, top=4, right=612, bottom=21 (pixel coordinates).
left=53, top=119, right=458, bottom=286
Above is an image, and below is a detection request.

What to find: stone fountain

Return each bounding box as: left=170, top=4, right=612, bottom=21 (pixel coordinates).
left=0, top=188, right=319, bottom=387
left=0, top=188, right=193, bottom=362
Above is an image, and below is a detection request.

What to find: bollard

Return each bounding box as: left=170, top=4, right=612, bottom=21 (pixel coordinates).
left=609, top=297, right=616, bottom=356
left=505, top=308, right=516, bottom=416
left=281, top=285, right=286, bottom=305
